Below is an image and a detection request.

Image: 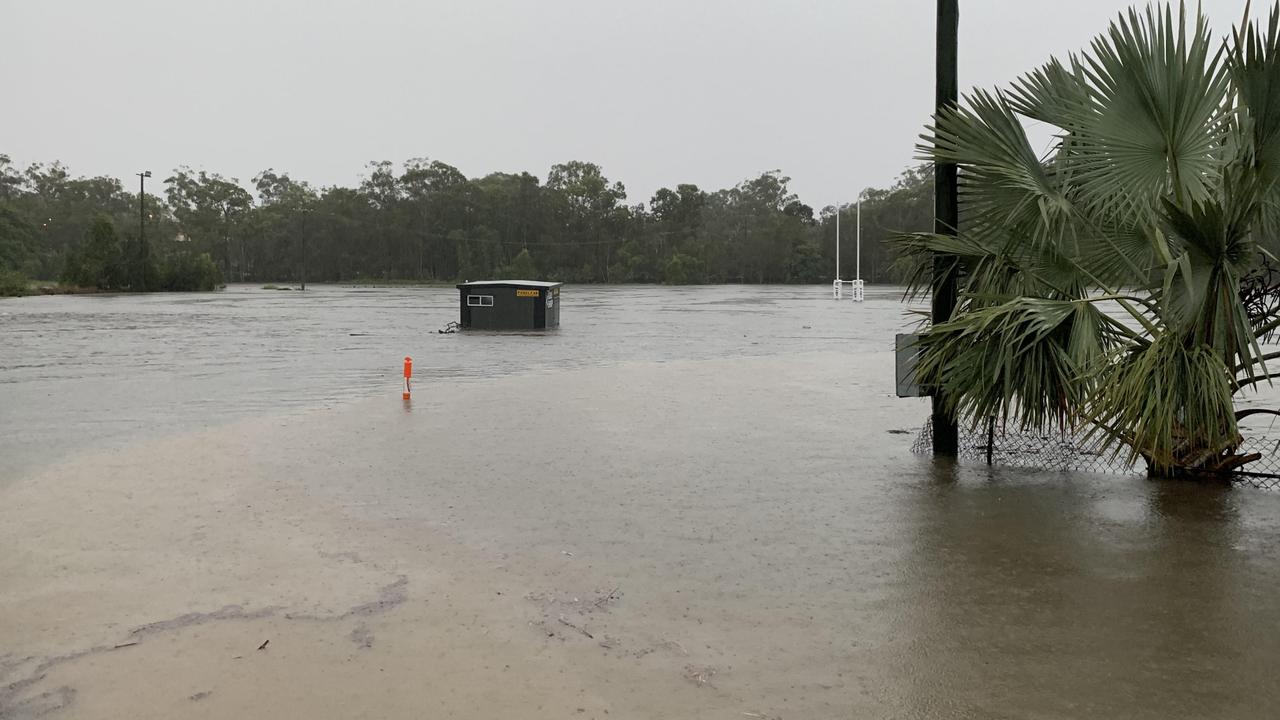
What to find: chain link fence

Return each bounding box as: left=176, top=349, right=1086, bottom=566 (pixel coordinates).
left=1230, top=434, right=1280, bottom=489
left=910, top=419, right=1280, bottom=490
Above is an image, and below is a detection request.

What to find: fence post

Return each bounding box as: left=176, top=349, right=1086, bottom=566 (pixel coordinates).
left=985, top=417, right=995, bottom=465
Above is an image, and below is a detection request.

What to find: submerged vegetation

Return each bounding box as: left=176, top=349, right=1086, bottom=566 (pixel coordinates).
left=0, top=165, right=222, bottom=294
left=0, top=151, right=931, bottom=289
left=899, top=3, right=1280, bottom=478
left=57, top=217, right=220, bottom=292
left=0, top=268, right=31, bottom=297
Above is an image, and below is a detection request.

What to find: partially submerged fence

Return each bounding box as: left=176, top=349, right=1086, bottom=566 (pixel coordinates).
left=909, top=420, right=1280, bottom=490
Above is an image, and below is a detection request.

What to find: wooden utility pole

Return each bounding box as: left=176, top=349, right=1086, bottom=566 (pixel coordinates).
left=137, top=170, right=151, bottom=290
left=300, top=207, right=311, bottom=291
left=932, top=0, right=959, bottom=455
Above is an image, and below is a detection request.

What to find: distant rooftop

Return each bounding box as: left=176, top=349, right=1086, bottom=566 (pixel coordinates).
left=456, top=280, right=563, bottom=288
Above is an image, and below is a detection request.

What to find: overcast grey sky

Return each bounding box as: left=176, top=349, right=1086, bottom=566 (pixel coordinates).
left=1, top=0, right=1265, bottom=209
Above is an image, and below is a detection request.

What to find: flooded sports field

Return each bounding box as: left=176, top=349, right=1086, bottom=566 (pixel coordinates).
left=2, top=285, right=1279, bottom=719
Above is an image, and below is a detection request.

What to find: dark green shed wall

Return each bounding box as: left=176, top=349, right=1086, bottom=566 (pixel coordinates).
left=458, top=285, right=560, bottom=330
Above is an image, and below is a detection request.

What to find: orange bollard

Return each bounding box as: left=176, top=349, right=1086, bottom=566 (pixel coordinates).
left=402, top=356, right=413, bottom=400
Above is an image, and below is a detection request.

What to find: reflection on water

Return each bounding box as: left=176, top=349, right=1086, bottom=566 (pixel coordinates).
left=897, top=467, right=1277, bottom=718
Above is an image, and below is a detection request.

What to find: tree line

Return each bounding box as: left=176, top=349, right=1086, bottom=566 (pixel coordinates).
left=1, top=152, right=930, bottom=293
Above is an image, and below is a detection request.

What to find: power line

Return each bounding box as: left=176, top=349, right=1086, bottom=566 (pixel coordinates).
left=453, top=236, right=634, bottom=247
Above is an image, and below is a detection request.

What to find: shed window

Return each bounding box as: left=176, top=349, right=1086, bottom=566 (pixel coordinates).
left=467, top=294, right=494, bottom=307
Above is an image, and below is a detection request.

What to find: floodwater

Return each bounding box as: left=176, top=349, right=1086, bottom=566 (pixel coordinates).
left=0, top=284, right=897, bottom=480
left=2, top=284, right=1279, bottom=719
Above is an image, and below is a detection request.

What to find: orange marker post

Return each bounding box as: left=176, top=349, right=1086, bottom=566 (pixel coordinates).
left=402, top=356, right=413, bottom=400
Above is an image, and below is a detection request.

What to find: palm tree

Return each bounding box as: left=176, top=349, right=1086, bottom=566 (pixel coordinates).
left=898, top=2, right=1280, bottom=477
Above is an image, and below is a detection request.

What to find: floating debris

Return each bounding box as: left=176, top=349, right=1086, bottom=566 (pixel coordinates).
left=683, top=664, right=716, bottom=687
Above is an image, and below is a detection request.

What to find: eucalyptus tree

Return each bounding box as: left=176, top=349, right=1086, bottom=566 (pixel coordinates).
left=165, top=168, right=253, bottom=280
left=0, top=154, right=22, bottom=201
left=252, top=169, right=318, bottom=281
left=546, top=161, right=628, bottom=280
left=401, top=159, right=470, bottom=279
left=898, top=4, right=1280, bottom=476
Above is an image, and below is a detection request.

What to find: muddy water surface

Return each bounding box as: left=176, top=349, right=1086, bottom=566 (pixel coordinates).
left=1, top=284, right=893, bottom=479
left=1, top=285, right=1278, bottom=719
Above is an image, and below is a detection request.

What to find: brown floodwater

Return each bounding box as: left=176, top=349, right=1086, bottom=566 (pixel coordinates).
left=0, top=284, right=893, bottom=480
left=1, top=285, right=1278, bottom=719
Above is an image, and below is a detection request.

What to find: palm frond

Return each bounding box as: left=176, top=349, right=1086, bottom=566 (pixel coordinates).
left=1230, top=3, right=1280, bottom=187
left=1087, top=334, right=1239, bottom=473
left=922, top=89, right=1078, bottom=253
left=1158, top=189, right=1264, bottom=373
left=916, top=297, right=1126, bottom=431
left=1068, top=4, right=1231, bottom=219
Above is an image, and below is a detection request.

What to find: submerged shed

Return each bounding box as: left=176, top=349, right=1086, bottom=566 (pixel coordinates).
left=456, top=280, right=562, bottom=330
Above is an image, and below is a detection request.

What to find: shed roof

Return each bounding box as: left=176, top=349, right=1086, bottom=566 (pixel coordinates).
left=456, top=280, right=563, bottom=289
